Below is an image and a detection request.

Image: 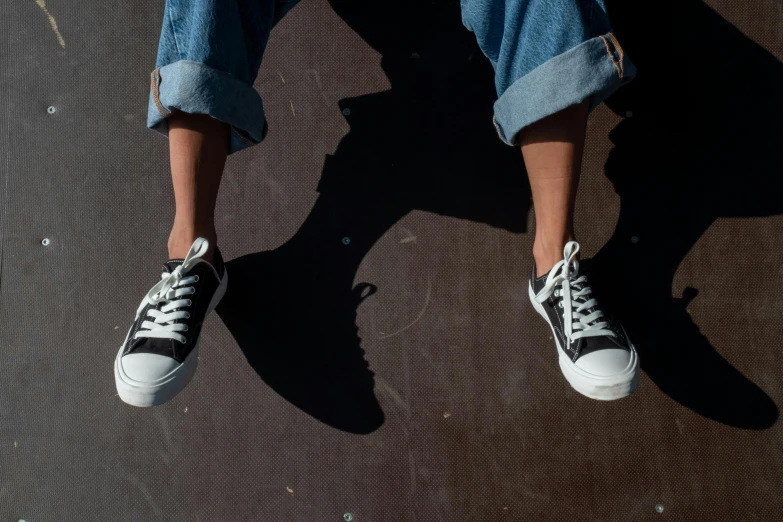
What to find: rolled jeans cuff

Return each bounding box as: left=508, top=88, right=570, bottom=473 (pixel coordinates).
left=147, top=60, right=267, bottom=155
left=492, top=33, right=636, bottom=146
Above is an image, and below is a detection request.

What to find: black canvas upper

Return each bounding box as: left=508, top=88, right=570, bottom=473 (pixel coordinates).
left=531, top=262, right=630, bottom=363
left=123, top=247, right=225, bottom=363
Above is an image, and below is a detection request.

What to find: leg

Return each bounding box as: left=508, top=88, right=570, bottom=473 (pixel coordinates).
left=520, top=99, right=589, bottom=276
left=167, top=112, right=230, bottom=264
left=463, top=0, right=632, bottom=272
left=523, top=98, right=640, bottom=401
left=116, top=0, right=300, bottom=407
left=147, top=0, right=300, bottom=261
left=462, top=0, right=639, bottom=399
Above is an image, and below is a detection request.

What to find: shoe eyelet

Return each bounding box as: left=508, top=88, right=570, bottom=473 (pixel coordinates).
left=194, top=275, right=199, bottom=282
left=185, top=312, right=191, bottom=319
left=558, top=301, right=563, bottom=308
left=186, top=299, right=192, bottom=306
left=183, top=325, right=189, bottom=331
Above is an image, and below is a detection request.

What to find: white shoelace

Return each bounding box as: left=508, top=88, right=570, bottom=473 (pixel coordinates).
left=133, top=238, right=210, bottom=345
left=534, top=241, right=615, bottom=345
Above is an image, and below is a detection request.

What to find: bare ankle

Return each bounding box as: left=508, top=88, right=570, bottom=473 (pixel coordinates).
left=533, top=235, right=576, bottom=277
left=168, top=225, right=216, bottom=264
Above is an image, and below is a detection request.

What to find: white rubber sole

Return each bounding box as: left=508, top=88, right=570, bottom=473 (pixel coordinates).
left=114, top=269, right=228, bottom=407
left=528, top=284, right=639, bottom=401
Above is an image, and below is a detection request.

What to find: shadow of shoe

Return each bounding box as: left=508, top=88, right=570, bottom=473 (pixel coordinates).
left=595, top=0, right=783, bottom=428
left=589, top=245, right=779, bottom=430
left=216, top=219, right=385, bottom=434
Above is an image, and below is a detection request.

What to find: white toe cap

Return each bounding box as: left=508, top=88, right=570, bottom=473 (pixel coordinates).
left=120, top=353, right=180, bottom=383
left=575, top=349, right=632, bottom=377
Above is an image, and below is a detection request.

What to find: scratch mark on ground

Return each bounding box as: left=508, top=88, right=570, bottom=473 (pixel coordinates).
left=34, top=0, right=65, bottom=48
left=399, top=227, right=417, bottom=243
left=154, top=412, right=176, bottom=462
left=289, top=100, right=296, bottom=117
left=375, top=376, right=410, bottom=413
left=378, top=279, right=432, bottom=339
left=124, top=475, right=163, bottom=516
left=407, top=450, right=417, bottom=499
left=675, top=417, right=684, bottom=435
left=306, top=69, right=330, bottom=106
left=278, top=71, right=286, bottom=83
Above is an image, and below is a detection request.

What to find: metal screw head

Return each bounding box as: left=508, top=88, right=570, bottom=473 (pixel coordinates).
left=41, top=238, right=51, bottom=246
left=47, top=106, right=56, bottom=114
left=630, top=235, right=639, bottom=244
left=344, top=513, right=353, bottom=521
left=341, top=237, right=351, bottom=245
left=342, top=108, right=351, bottom=116
left=625, top=110, right=633, bottom=118
left=655, top=504, right=664, bottom=513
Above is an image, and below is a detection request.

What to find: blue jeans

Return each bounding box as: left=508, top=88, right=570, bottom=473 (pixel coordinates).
left=148, top=0, right=635, bottom=154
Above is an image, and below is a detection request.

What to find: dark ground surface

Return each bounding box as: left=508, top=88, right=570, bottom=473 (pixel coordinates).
left=2, top=0, right=783, bottom=520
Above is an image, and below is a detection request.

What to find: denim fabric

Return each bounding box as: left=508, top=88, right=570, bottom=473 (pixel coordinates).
left=148, top=0, right=634, bottom=153
left=461, top=0, right=636, bottom=145
left=148, top=0, right=300, bottom=154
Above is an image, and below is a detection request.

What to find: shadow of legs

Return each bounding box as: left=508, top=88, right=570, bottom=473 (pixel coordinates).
left=591, top=0, right=783, bottom=429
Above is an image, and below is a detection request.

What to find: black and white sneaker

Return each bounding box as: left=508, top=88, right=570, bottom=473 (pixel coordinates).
left=528, top=241, right=639, bottom=400
left=114, top=238, right=228, bottom=407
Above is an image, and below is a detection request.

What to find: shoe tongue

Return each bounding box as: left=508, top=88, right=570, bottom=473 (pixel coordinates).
left=162, top=259, right=185, bottom=274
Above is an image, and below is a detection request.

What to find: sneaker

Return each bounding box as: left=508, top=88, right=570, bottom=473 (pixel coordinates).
left=528, top=241, right=639, bottom=400
left=114, top=238, right=228, bottom=407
